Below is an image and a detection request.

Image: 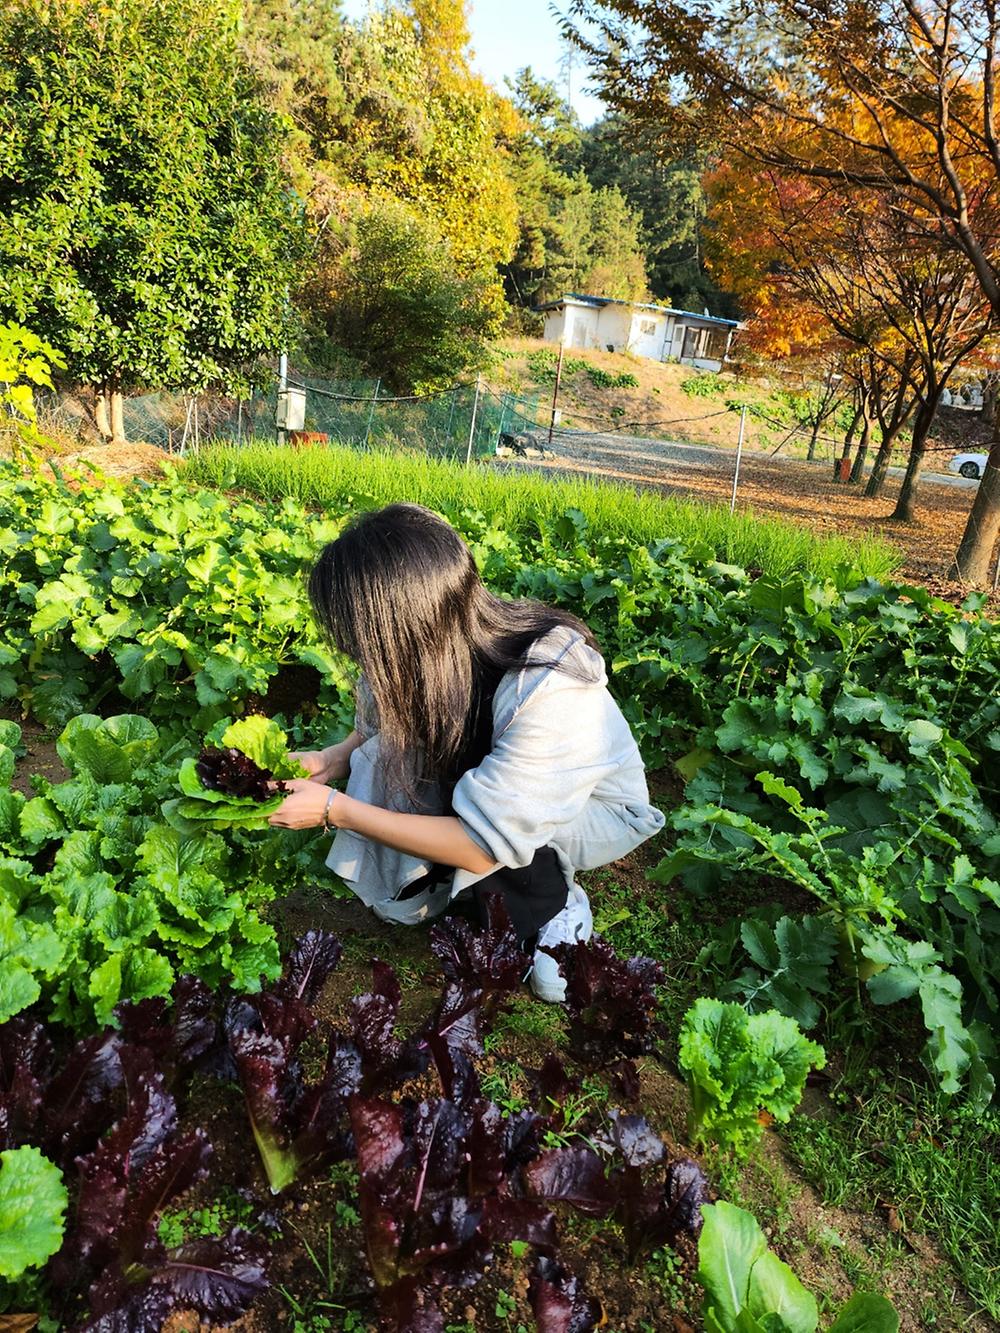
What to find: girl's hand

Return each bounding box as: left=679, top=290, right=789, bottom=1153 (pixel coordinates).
left=268, top=778, right=340, bottom=830
left=289, top=743, right=351, bottom=785
left=289, top=748, right=333, bottom=781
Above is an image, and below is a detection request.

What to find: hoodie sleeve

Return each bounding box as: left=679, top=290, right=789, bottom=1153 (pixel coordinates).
left=450, top=666, right=625, bottom=870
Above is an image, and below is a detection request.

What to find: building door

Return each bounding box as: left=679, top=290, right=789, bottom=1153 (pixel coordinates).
left=570, top=318, right=588, bottom=348
left=631, top=317, right=663, bottom=360
left=681, top=327, right=700, bottom=361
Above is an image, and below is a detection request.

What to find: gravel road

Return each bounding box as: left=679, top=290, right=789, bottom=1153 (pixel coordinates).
left=508, top=428, right=979, bottom=491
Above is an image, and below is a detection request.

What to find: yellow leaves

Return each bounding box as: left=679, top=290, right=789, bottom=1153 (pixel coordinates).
left=331, top=7, right=518, bottom=271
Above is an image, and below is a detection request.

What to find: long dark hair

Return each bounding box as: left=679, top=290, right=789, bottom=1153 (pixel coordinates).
left=308, top=503, right=600, bottom=795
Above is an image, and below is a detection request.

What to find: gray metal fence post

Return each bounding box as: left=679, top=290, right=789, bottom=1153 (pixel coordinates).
left=465, top=375, right=482, bottom=465
left=276, top=352, right=288, bottom=446
left=364, top=378, right=381, bottom=449
left=547, top=342, right=565, bottom=449
left=730, top=404, right=748, bottom=514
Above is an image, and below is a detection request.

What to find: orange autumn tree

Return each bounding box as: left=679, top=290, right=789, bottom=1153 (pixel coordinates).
left=705, top=160, right=858, bottom=462
left=568, top=0, right=1000, bottom=582
left=704, top=151, right=995, bottom=518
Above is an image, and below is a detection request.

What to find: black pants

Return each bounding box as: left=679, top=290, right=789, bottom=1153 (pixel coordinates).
left=399, top=847, right=569, bottom=949
left=471, top=846, right=568, bottom=948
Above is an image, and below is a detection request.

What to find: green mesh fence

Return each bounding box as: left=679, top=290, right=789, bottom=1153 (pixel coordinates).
left=119, top=374, right=542, bottom=460
left=277, top=375, right=542, bottom=460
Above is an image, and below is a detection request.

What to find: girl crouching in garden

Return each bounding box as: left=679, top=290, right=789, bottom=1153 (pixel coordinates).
left=269, top=503, right=664, bottom=1002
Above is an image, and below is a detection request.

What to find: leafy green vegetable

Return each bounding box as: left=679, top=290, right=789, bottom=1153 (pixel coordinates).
left=0, top=713, right=289, bottom=1026
left=696, top=1201, right=899, bottom=1333
left=1, top=456, right=999, bottom=1102
left=210, top=716, right=305, bottom=779
left=679, top=999, right=825, bottom=1157
left=164, top=716, right=307, bottom=833
left=0, top=1146, right=67, bottom=1279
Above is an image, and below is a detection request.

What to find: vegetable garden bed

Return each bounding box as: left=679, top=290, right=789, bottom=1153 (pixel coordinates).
left=1, top=457, right=997, bottom=1331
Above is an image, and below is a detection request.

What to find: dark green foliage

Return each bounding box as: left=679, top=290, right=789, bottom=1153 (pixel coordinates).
left=570, top=115, right=735, bottom=313
left=503, top=69, right=649, bottom=305
left=0, top=0, right=305, bottom=396
left=308, top=199, right=503, bottom=391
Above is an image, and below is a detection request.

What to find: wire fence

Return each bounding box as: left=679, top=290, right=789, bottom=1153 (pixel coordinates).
left=65, top=374, right=545, bottom=461
left=23, top=366, right=995, bottom=586
left=30, top=366, right=984, bottom=466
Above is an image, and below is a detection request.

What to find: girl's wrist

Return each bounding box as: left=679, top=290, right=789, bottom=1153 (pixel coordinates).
left=322, top=788, right=339, bottom=831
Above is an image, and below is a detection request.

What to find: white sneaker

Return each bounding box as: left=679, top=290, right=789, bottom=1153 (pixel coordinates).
left=530, top=885, right=593, bottom=1004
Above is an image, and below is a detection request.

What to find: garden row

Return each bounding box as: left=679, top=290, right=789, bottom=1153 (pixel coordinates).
left=1, top=884, right=895, bottom=1332
left=185, top=442, right=902, bottom=581
left=5, top=457, right=995, bottom=1095
left=0, top=700, right=870, bottom=1328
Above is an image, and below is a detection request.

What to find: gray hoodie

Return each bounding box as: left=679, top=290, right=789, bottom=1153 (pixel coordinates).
left=325, top=626, right=665, bottom=924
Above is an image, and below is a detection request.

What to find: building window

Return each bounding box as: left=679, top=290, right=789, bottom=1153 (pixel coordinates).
left=705, top=328, right=729, bottom=360
left=638, top=319, right=657, bottom=335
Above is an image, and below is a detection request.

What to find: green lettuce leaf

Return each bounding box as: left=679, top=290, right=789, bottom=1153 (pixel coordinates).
left=0, top=1146, right=67, bottom=1279
left=697, top=1202, right=817, bottom=1333
left=212, top=714, right=307, bottom=780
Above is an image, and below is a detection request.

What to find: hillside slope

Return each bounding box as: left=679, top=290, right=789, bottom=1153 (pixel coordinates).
left=488, top=337, right=989, bottom=467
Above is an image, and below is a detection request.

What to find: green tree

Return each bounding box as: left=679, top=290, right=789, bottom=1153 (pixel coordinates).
left=305, top=199, right=502, bottom=391
left=575, top=116, right=734, bottom=313
left=502, top=71, right=648, bottom=305
left=540, top=175, right=649, bottom=302
left=240, top=0, right=350, bottom=191
left=0, top=0, right=305, bottom=441
left=502, top=68, right=583, bottom=304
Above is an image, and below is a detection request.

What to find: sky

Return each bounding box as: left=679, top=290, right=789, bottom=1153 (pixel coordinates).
left=340, top=0, right=607, bottom=125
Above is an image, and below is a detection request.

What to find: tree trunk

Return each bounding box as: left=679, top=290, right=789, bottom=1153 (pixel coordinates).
left=849, top=410, right=873, bottom=484
left=94, top=388, right=112, bottom=442
left=807, top=419, right=821, bottom=462
left=864, top=431, right=895, bottom=498
left=109, top=389, right=126, bottom=444
left=890, top=406, right=934, bottom=522
left=980, top=373, right=998, bottom=423
left=949, top=433, right=1000, bottom=585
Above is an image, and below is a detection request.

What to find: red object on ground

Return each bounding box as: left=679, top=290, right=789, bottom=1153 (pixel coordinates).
left=836, top=456, right=852, bottom=482
left=288, top=431, right=329, bottom=446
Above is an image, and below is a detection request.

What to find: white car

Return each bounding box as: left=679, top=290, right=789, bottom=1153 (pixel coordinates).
left=947, top=451, right=988, bottom=479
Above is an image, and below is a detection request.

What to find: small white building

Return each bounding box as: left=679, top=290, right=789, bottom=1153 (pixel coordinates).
left=536, top=292, right=739, bottom=371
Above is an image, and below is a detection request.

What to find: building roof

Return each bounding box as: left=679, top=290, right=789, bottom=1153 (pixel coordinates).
left=535, top=292, right=740, bottom=328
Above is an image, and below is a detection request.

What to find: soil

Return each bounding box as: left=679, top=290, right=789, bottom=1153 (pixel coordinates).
left=57, top=440, right=171, bottom=480
left=7, top=722, right=67, bottom=797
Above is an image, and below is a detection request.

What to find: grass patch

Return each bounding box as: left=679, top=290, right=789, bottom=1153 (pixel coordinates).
left=183, top=441, right=902, bottom=583
left=783, top=1074, right=1000, bottom=1320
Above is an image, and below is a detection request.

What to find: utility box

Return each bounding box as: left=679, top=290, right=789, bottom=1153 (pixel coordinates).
left=275, top=386, right=306, bottom=433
